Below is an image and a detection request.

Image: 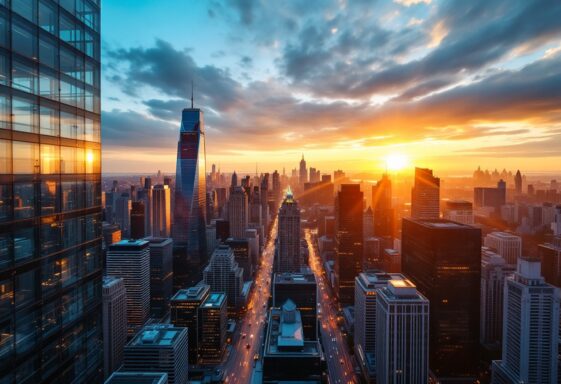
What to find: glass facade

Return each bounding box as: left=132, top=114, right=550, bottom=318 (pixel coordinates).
left=0, top=0, right=102, bottom=383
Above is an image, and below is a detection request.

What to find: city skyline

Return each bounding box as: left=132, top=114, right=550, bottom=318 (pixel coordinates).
left=101, top=1, right=561, bottom=173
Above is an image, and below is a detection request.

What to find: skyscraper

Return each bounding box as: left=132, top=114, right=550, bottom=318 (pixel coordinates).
left=484, top=232, right=522, bottom=265
left=299, top=154, right=308, bottom=187
left=335, top=184, right=363, bottom=304
left=103, top=277, right=128, bottom=379
left=275, top=188, right=302, bottom=273
left=130, top=201, right=146, bottom=239
left=514, top=170, right=522, bottom=195
left=491, top=258, right=560, bottom=383
left=106, top=239, right=151, bottom=335
left=151, top=184, right=171, bottom=238
left=376, top=279, right=429, bottom=384
left=114, top=193, right=132, bottom=238
left=199, top=292, right=227, bottom=364
left=173, top=106, right=207, bottom=263
left=203, top=245, right=244, bottom=308
left=147, top=237, right=173, bottom=318
left=227, top=186, right=248, bottom=238
left=0, top=1, right=102, bottom=381
left=443, top=200, right=474, bottom=225
left=411, top=168, right=440, bottom=219
left=402, top=218, right=481, bottom=381
left=372, top=174, right=395, bottom=237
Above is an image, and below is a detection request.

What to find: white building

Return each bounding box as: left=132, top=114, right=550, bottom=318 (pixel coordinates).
left=491, top=258, right=560, bottom=383
left=102, top=277, right=127, bottom=378
left=376, top=279, right=429, bottom=384
left=484, top=232, right=522, bottom=265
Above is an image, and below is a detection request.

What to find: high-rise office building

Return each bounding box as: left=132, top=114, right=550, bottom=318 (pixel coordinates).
left=130, top=201, right=146, bottom=239
left=411, top=168, right=440, bottom=219
left=115, top=193, right=132, bottom=238
left=474, top=180, right=506, bottom=212
left=147, top=237, right=173, bottom=318
left=514, top=170, right=522, bottom=195
left=402, top=218, right=481, bottom=381
left=372, top=174, right=395, bottom=237
left=480, top=249, right=515, bottom=350
left=173, top=106, right=207, bottom=264
left=484, top=232, right=522, bottom=265
left=272, top=170, right=281, bottom=204
left=103, top=277, right=128, bottom=379
left=170, top=284, right=210, bottom=365
left=354, top=272, right=406, bottom=382
left=491, top=258, right=560, bottom=383
left=443, top=200, right=474, bottom=225
left=203, top=245, right=244, bottom=308
left=376, top=279, right=429, bottom=384
left=335, top=184, right=363, bottom=304
left=0, top=1, right=102, bottom=381
left=122, top=324, right=189, bottom=384
left=275, top=188, right=302, bottom=273
left=260, top=174, right=270, bottom=228
left=363, top=207, right=374, bottom=240
left=299, top=154, right=308, bottom=187
left=539, top=236, right=561, bottom=287
left=151, top=184, right=171, bottom=238
left=106, top=239, right=151, bottom=335
left=199, top=292, right=227, bottom=364
left=273, top=272, right=318, bottom=340
left=225, top=237, right=252, bottom=280
left=227, top=186, right=248, bottom=238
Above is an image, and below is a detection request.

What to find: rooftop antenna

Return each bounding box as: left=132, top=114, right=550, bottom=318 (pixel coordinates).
left=190, top=80, right=194, bottom=108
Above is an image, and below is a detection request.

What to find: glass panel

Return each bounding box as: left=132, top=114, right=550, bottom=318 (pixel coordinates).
left=15, top=269, right=37, bottom=309
left=84, top=88, right=93, bottom=112
left=0, top=234, right=11, bottom=268
left=0, top=11, right=8, bottom=48
left=41, top=257, right=60, bottom=296
left=0, top=139, right=11, bottom=174
left=42, top=301, right=60, bottom=339
left=61, top=146, right=76, bottom=173
left=0, top=184, right=12, bottom=222
left=15, top=308, right=39, bottom=355
left=61, top=180, right=76, bottom=211
left=84, top=245, right=99, bottom=275
left=62, top=217, right=79, bottom=249
left=0, top=320, right=14, bottom=367
left=60, top=0, right=76, bottom=15
left=85, top=148, right=99, bottom=173
left=40, top=105, right=59, bottom=136
left=12, top=60, right=38, bottom=94
left=0, top=52, right=7, bottom=85
left=0, top=93, right=9, bottom=129
left=41, top=180, right=58, bottom=215
left=39, top=67, right=59, bottom=100
left=14, top=227, right=34, bottom=263
left=40, top=144, right=59, bottom=174
left=12, top=0, right=36, bottom=23
left=41, top=220, right=60, bottom=256
left=75, top=115, right=85, bottom=141
left=0, top=280, right=12, bottom=321
left=13, top=182, right=35, bottom=218
left=39, top=0, right=57, bottom=34
left=61, top=249, right=81, bottom=287
left=13, top=141, right=39, bottom=174
left=12, top=96, right=37, bottom=132
left=60, top=111, right=77, bottom=139
left=60, top=47, right=83, bottom=81
left=39, top=34, right=58, bottom=69
left=12, top=21, right=37, bottom=59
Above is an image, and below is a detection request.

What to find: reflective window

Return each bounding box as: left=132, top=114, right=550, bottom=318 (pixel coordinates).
left=75, top=114, right=85, bottom=141
left=85, top=213, right=99, bottom=241
left=12, top=60, right=38, bottom=94
left=39, top=67, right=59, bottom=100
left=13, top=141, right=39, bottom=174
left=12, top=21, right=37, bottom=59
left=0, top=52, right=7, bottom=85
left=85, top=148, right=99, bottom=173
left=63, top=217, right=80, bottom=249
left=0, top=11, right=8, bottom=48
left=14, top=227, right=34, bottom=263
left=40, top=105, right=59, bottom=136
left=12, top=0, right=36, bottom=23
left=0, top=279, right=13, bottom=321
left=0, top=184, right=11, bottom=222
left=62, top=288, right=83, bottom=325
left=40, top=144, right=59, bottom=174
left=39, top=0, right=57, bottom=34
left=12, top=96, right=38, bottom=132
left=41, top=220, right=60, bottom=256
left=84, top=245, right=99, bottom=275
left=39, top=34, right=58, bottom=69
left=60, top=0, right=76, bottom=15
left=80, top=1, right=98, bottom=31
left=61, top=146, right=77, bottom=173
left=42, top=301, right=60, bottom=339
left=0, top=139, right=11, bottom=174
left=61, top=249, right=81, bottom=287
left=60, top=111, right=77, bottom=139
left=15, top=269, right=37, bottom=309
left=61, top=180, right=77, bottom=211
left=13, top=182, right=35, bottom=219
left=0, top=93, right=9, bottom=129
left=0, top=234, right=11, bottom=268
left=61, top=46, right=84, bottom=81
left=41, top=257, right=60, bottom=296
left=41, top=179, right=58, bottom=215
left=15, top=308, right=39, bottom=355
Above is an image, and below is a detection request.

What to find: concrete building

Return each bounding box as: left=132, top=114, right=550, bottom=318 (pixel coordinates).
left=443, top=200, right=474, bottom=225
left=103, top=277, right=128, bottom=378
left=276, top=188, right=302, bottom=273
left=484, top=232, right=522, bottom=265
left=411, top=168, right=440, bottom=220
left=203, top=245, right=244, bottom=308
left=228, top=186, right=249, bottom=238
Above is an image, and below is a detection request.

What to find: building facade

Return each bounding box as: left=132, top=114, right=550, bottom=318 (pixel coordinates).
left=275, top=188, right=301, bottom=273
left=227, top=186, right=248, bottom=239
left=147, top=237, right=173, bottom=318
left=411, top=168, right=440, bottom=220
left=484, top=232, right=522, bottom=265
left=151, top=184, right=170, bottom=238
left=203, top=245, right=243, bottom=308
left=199, top=292, right=227, bottom=364
left=102, top=276, right=127, bottom=379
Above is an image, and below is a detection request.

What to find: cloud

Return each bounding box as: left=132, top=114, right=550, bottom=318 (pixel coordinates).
left=394, top=0, right=431, bottom=6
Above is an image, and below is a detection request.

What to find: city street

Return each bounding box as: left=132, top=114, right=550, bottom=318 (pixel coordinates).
left=306, top=229, right=360, bottom=384
left=222, top=217, right=278, bottom=383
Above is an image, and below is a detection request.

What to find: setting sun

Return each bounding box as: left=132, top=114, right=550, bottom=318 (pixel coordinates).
left=384, top=153, right=410, bottom=171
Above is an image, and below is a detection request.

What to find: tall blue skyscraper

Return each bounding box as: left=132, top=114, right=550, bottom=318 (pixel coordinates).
left=173, top=106, right=207, bottom=285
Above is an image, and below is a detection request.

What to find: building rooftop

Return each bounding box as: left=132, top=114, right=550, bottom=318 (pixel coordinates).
left=103, top=276, right=123, bottom=288
left=108, top=239, right=149, bottom=251
left=405, top=217, right=475, bottom=229
left=104, top=372, right=168, bottom=384
left=487, top=231, right=521, bottom=240
left=380, top=279, right=428, bottom=301
left=144, top=237, right=173, bottom=245
left=274, top=272, right=316, bottom=285
left=170, top=284, right=210, bottom=302
left=357, top=271, right=405, bottom=290
left=129, top=325, right=185, bottom=348
left=202, top=293, right=226, bottom=309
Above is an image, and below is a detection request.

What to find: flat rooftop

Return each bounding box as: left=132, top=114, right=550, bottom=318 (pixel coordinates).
left=487, top=231, right=520, bottom=240
left=108, top=239, right=149, bottom=250
left=170, top=284, right=210, bottom=302
left=103, top=276, right=123, bottom=288
left=405, top=218, right=475, bottom=229
left=357, top=272, right=405, bottom=289
left=202, top=292, right=226, bottom=309
left=144, top=237, right=173, bottom=245
left=104, top=372, right=168, bottom=384
left=129, top=325, right=184, bottom=348
left=265, top=306, right=320, bottom=357
left=274, top=272, right=316, bottom=284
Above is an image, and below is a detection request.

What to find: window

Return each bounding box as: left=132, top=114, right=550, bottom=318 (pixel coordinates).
left=12, top=97, right=38, bottom=133
left=41, top=257, right=60, bottom=296
left=40, top=144, right=59, bottom=174
left=41, top=301, right=60, bottom=339
left=39, top=34, right=58, bottom=69
left=0, top=93, right=9, bottom=129
left=14, top=227, right=34, bottom=263
left=61, top=180, right=77, bottom=211
left=12, top=21, right=37, bottom=59
left=15, top=269, right=37, bottom=309
left=40, top=105, right=59, bottom=136
left=85, top=148, right=99, bottom=173
left=13, top=141, right=39, bottom=174
left=60, top=0, right=76, bottom=15
left=0, top=139, right=11, bottom=174
left=0, top=11, right=8, bottom=48
left=0, top=184, right=11, bottom=222
left=15, top=308, right=39, bottom=355
left=41, top=220, right=60, bottom=256
left=61, top=146, right=77, bottom=173
left=60, top=112, right=77, bottom=139
left=39, top=67, right=59, bottom=100
left=0, top=51, right=7, bottom=85
left=0, top=234, right=11, bottom=268
left=41, top=180, right=59, bottom=216
left=12, top=60, right=38, bottom=94
left=13, top=182, right=35, bottom=219
left=39, top=0, right=57, bottom=34
left=61, top=47, right=84, bottom=81
left=0, top=279, right=13, bottom=321
left=12, top=0, right=36, bottom=23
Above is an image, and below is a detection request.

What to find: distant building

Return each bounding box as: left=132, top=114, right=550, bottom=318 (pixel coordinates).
left=263, top=300, right=325, bottom=383
left=123, top=324, right=189, bottom=384
left=203, top=245, right=244, bottom=308
left=514, top=170, right=522, bottom=195
left=228, top=186, right=249, bottom=238
left=299, top=154, right=308, bottom=187
left=146, top=237, right=174, bottom=318
left=106, top=240, right=151, bottom=335
left=491, top=259, right=560, bottom=383
left=115, top=194, right=132, bottom=238
left=443, top=200, right=474, bottom=225
left=151, top=184, right=171, bottom=237
left=372, top=174, right=395, bottom=237
left=103, top=277, right=128, bottom=378
left=226, top=238, right=253, bottom=280
left=402, top=218, right=481, bottom=381
left=273, top=272, right=318, bottom=340
left=376, top=279, right=429, bottom=384
left=411, top=168, right=440, bottom=220
left=103, top=222, right=122, bottom=249
left=170, top=284, right=210, bottom=365
left=104, top=372, right=168, bottom=384
left=199, top=292, right=228, bottom=363
left=539, top=236, right=561, bottom=287
left=131, top=201, right=146, bottom=238
left=474, top=180, right=506, bottom=212
left=484, top=232, right=522, bottom=265
left=276, top=188, right=302, bottom=273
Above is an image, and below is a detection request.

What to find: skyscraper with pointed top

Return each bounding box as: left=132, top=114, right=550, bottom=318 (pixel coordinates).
left=173, top=95, right=208, bottom=272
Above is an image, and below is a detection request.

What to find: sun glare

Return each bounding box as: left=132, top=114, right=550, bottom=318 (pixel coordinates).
left=384, top=153, right=409, bottom=171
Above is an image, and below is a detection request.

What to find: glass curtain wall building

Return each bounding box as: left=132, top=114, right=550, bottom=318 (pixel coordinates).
left=0, top=0, right=102, bottom=383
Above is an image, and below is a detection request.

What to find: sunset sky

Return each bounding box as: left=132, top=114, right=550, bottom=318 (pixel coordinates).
left=101, top=0, right=561, bottom=175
